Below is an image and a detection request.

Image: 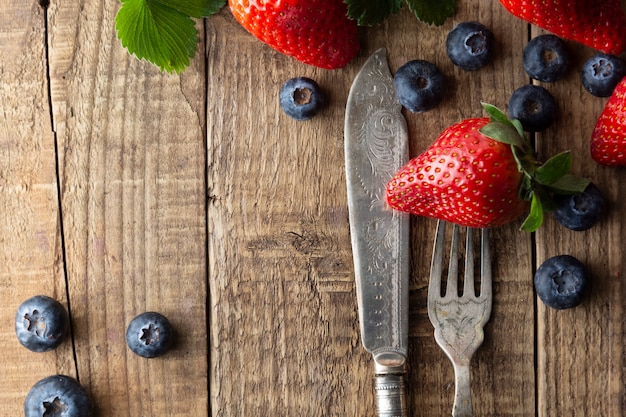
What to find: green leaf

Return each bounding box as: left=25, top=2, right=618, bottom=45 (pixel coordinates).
left=480, top=121, right=527, bottom=149
left=344, top=0, right=455, bottom=27
left=344, top=0, right=403, bottom=26
left=520, top=192, right=544, bottom=232
left=534, top=151, right=572, bottom=186
left=481, top=102, right=526, bottom=138
left=477, top=104, right=590, bottom=233
left=116, top=0, right=225, bottom=73
left=481, top=102, right=510, bottom=124
left=518, top=173, right=534, bottom=201
left=405, top=0, right=455, bottom=26
left=511, top=119, right=525, bottom=139
left=479, top=103, right=529, bottom=150
left=546, top=174, right=591, bottom=194
left=534, top=151, right=590, bottom=194
left=151, top=0, right=224, bottom=17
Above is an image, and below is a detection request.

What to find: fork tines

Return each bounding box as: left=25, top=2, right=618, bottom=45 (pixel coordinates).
left=427, top=219, right=493, bottom=417
left=429, top=220, right=491, bottom=301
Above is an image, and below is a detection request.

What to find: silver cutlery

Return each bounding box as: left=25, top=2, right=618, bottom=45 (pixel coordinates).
left=345, top=48, right=410, bottom=417
left=427, top=220, right=492, bottom=417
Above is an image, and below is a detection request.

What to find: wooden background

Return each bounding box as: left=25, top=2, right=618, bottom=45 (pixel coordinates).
left=1, top=0, right=624, bottom=416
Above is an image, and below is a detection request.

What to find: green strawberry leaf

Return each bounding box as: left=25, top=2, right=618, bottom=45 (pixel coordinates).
left=546, top=174, right=590, bottom=194
left=478, top=102, right=590, bottom=232
left=344, top=0, right=403, bottom=26
left=520, top=191, right=544, bottom=232
left=405, top=0, right=455, bottom=26
left=518, top=173, right=534, bottom=201
left=481, top=102, right=510, bottom=124
left=536, top=186, right=557, bottom=212
left=482, top=102, right=525, bottom=140
left=151, top=0, right=224, bottom=17
left=480, top=121, right=527, bottom=150
left=534, top=151, right=572, bottom=185
left=511, top=119, right=525, bottom=139
left=344, top=0, right=455, bottom=26
left=115, top=0, right=225, bottom=73
left=534, top=152, right=590, bottom=194
left=480, top=103, right=532, bottom=154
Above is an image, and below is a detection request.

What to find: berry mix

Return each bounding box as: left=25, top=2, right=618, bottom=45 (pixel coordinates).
left=299, top=5, right=622, bottom=310
left=272, top=7, right=624, bottom=310
left=382, top=20, right=616, bottom=309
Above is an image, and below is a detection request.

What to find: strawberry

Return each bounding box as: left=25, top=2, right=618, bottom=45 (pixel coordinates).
left=228, top=0, right=360, bottom=69
left=386, top=104, right=590, bottom=231
left=498, top=0, right=626, bottom=55
left=386, top=117, right=526, bottom=228
left=590, top=76, right=626, bottom=166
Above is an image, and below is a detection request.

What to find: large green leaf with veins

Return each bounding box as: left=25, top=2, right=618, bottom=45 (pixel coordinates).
left=115, top=0, right=224, bottom=73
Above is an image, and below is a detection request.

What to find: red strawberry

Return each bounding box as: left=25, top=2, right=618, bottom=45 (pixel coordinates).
left=386, top=118, right=526, bottom=228
left=228, top=0, right=359, bottom=69
left=498, top=0, right=626, bottom=55
left=590, top=76, right=626, bottom=166
left=386, top=104, right=589, bottom=231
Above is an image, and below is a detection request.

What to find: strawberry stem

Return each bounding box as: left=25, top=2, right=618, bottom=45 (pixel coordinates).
left=479, top=103, right=590, bottom=232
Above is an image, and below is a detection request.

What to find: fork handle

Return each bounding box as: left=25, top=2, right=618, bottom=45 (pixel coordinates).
left=451, top=362, right=473, bottom=417
left=374, top=373, right=407, bottom=417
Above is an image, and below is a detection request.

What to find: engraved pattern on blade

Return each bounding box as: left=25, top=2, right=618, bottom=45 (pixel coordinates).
left=345, top=49, right=409, bottom=355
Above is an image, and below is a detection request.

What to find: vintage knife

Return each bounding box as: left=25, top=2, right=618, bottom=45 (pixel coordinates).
left=344, top=48, right=410, bottom=417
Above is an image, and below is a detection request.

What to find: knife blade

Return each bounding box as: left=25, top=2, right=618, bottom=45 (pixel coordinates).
left=344, top=48, right=410, bottom=417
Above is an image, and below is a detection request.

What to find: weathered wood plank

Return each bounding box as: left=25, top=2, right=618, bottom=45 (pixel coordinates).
left=47, top=1, right=208, bottom=415
left=533, top=27, right=626, bottom=416
left=0, top=2, right=76, bottom=415
left=207, top=4, right=534, bottom=416
left=206, top=8, right=365, bottom=416
left=0, top=0, right=622, bottom=415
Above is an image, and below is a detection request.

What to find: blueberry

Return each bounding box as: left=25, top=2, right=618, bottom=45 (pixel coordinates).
left=393, top=60, right=445, bottom=112
left=553, top=183, right=605, bottom=231
left=15, top=295, right=69, bottom=352
left=279, top=77, right=325, bottom=121
left=523, top=34, right=571, bottom=82
left=126, top=311, right=174, bottom=358
left=446, top=21, right=495, bottom=71
left=24, top=375, right=93, bottom=417
left=508, top=85, right=557, bottom=132
left=581, top=53, right=626, bottom=97
left=534, top=255, right=589, bottom=310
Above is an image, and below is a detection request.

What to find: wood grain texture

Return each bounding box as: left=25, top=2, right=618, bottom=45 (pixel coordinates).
left=206, top=9, right=362, bottom=416
left=532, top=27, right=626, bottom=417
left=0, top=2, right=75, bottom=415
left=47, top=1, right=208, bottom=416
left=0, top=0, right=624, bottom=416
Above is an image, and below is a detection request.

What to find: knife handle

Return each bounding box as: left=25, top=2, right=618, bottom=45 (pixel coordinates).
left=374, top=373, right=407, bottom=417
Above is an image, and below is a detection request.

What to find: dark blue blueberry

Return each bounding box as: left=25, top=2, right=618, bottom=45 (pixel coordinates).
left=534, top=255, right=589, bottom=310
left=446, top=21, right=495, bottom=71
left=581, top=53, right=626, bottom=97
left=15, top=295, right=69, bottom=352
left=508, top=85, right=557, bottom=132
left=552, top=183, right=605, bottom=231
left=393, top=60, right=445, bottom=112
left=523, top=34, right=571, bottom=82
left=126, top=311, right=174, bottom=358
left=24, top=375, right=93, bottom=417
left=279, top=77, right=325, bottom=121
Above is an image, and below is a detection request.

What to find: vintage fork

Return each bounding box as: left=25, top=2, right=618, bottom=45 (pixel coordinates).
left=427, top=220, right=492, bottom=417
